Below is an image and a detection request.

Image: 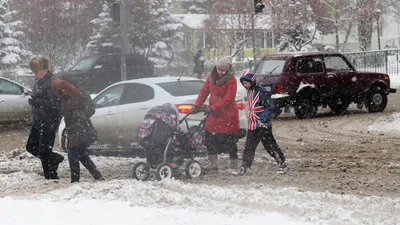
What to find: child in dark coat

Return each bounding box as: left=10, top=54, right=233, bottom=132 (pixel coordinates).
left=236, top=70, right=287, bottom=175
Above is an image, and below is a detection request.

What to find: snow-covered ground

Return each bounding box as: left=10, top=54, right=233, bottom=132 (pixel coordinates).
left=1, top=150, right=400, bottom=225
left=390, top=74, right=400, bottom=88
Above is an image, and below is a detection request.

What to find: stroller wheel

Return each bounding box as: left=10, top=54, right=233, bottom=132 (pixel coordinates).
left=133, top=162, right=150, bottom=181
left=186, top=160, right=202, bottom=179
left=155, top=163, right=173, bottom=181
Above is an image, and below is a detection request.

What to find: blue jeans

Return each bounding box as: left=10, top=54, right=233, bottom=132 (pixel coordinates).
left=67, top=147, right=103, bottom=182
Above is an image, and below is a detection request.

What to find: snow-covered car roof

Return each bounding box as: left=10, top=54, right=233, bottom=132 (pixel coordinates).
left=115, top=76, right=202, bottom=85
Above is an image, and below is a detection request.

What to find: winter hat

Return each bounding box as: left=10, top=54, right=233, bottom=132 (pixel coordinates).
left=29, top=56, right=49, bottom=73
left=216, top=56, right=232, bottom=71
left=240, top=70, right=256, bottom=86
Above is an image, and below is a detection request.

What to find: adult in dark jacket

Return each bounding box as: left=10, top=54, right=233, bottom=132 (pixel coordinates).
left=52, top=76, right=104, bottom=183
left=193, top=56, right=240, bottom=173
left=236, top=70, right=287, bottom=175
left=26, top=56, right=64, bottom=180
left=193, top=49, right=205, bottom=79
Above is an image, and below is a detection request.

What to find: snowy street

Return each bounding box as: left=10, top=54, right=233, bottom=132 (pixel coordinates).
left=1, top=77, right=400, bottom=225
left=1, top=169, right=400, bottom=225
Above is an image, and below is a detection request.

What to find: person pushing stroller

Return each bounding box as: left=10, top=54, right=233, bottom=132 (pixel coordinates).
left=236, top=70, right=288, bottom=175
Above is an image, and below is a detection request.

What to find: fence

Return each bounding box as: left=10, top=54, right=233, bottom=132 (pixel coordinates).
left=155, top=49, right=400, bottom=77
left=153, top=61, right=250, bottom=77
left=343, top=49, right=400, bottom=76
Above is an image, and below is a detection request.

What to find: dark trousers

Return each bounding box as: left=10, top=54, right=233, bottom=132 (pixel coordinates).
left=242, top=127, right=285, bottom=168
left=67, top=147, right=103, bottom=182
left=26, top=126, right=63, bottom=179
left=205, top=131, right=238, bottom=159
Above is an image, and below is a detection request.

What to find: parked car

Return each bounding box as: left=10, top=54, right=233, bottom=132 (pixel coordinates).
left=56, top=53, right=155, bottom=94
left=0, top=77, right=32, bottom=123
left=255, top=52, right=396, bottom=119
left=58, top=76, right=248, bottom=149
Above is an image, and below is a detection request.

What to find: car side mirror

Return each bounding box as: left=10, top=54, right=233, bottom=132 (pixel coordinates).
left=23, top=89, right=31, bottom=96
left=94, top=65, right=103, bottom=70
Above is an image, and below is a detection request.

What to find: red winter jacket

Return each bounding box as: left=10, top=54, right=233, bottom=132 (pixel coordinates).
left=194, top=66, right=240, bottom=134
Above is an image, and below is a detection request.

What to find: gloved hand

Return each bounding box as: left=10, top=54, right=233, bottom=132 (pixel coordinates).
left=258, top=121, right=268, bottom=129
left=192, top=105, right=201, bottom=114
left=28, top=98, right=36, bottom=106
left=204, top=105, right=213, bottom=114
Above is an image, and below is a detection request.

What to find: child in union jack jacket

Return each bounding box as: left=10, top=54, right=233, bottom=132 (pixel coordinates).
left=236, top=70, right=287, bottom=175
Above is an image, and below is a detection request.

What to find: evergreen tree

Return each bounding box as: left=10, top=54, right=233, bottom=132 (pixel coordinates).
left=130, top=0, right=182, bottom=66
left=0, top=0, right=29, bottom=68
left=86, top=1, right=120, bottom=54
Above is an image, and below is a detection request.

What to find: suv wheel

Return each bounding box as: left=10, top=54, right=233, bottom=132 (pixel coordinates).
left=328, top=98, right=350, bottom=114
left=294, top=98, right=317, bottom=119
left=366, top=88, right=387, bottom=112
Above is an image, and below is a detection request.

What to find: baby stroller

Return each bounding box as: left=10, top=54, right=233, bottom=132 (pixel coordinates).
left=133, top=103, right=209, bottom=181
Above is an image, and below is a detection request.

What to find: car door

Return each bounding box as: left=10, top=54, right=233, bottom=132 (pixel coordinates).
left=0, top=79, right=31, bottom=122
left=324, top=55, right=358, bottom=97
left=295, top=56, right=331, bottom=93
left=92, top=84, right=127, bottom=144
left=92, top=56, right=120, bottom=92
left=116, top=83, right=155, bottom=145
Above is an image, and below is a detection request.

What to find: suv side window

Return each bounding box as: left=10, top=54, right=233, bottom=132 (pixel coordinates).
left=0, top=79, right=23, bottom=95
left=94, top=84, right=126, bottom=108
left=296, top=57, right=324, bottom=74
left=96, top=56, right=119, bottom=71
left=122, top=83, right=154, bottom=104
left=324, top=56, right=352, bottom=72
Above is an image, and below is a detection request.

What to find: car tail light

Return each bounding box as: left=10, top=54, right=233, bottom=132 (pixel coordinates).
left=176, top=104, right=193, bottom=114
left=236, top=100, right=246, bottom=110
left=276, top=84, right=284, bottom=94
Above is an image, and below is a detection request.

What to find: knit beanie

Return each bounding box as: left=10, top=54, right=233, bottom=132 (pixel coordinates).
left=216, top=56, right=232, bottom=71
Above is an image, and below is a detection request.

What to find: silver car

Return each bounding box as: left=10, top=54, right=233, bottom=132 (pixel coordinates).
left=0, top=77, right=32, bottom=123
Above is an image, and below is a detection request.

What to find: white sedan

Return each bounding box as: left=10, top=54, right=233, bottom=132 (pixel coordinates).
left=0, top=77, right=32, bottom=123
left=58, top=76, right=248, bottom=149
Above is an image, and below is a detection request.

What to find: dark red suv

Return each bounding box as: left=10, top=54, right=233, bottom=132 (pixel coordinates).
left=255, top=52, right=396, bottom=119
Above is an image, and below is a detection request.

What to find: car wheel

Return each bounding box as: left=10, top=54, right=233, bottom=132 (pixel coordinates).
left=132, top=162, right=150, bottom=181
left=155, top=163, right=173, bottom=181
left=328, top=98, right=350, bottom=114
left=294, top=98, right=317, bottom=119
left=366, top=88, right=387, bottom=112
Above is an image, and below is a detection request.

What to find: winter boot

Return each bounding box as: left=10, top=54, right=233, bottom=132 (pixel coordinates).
left=234, top=166, right=251, bottom=176
left=70, top=167, right=80, bottom=183
left=51, top=153, right=64, bottom=173
left=226, top=159, right=238, bottom=174
left=277, top=162, right=288, bottom=174
left=203, top=154, right=218, bottom=174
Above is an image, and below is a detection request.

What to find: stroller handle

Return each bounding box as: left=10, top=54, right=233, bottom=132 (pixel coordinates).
left=178, top=110, right=211, bottom=125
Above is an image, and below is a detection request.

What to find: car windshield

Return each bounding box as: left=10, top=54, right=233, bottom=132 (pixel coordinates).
left=70, top=57, right=97, bottom=71
left=156, top=80, right=204, bottom=96
left=255, top=59, right=286, bottom=76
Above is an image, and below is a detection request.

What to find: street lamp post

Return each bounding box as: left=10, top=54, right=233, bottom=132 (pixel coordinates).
left=375, top=8, right=381, bottom=50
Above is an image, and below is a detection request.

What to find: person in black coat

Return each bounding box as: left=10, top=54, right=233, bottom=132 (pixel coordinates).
left=193, top=49, right=205, bottom=79
left=26, top=56, right=64, bottom=180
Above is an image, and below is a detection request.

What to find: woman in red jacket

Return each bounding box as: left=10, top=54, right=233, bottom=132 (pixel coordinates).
left=194, top=56, right=240, bottom=173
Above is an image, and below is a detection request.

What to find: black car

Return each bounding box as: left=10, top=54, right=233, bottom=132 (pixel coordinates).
left=57, top=53, right=154, bottom=93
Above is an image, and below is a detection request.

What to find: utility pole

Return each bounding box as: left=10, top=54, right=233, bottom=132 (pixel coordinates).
left=250, top=1, right=257, bottom=67
left=120, top=0, right=129, bottom=81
